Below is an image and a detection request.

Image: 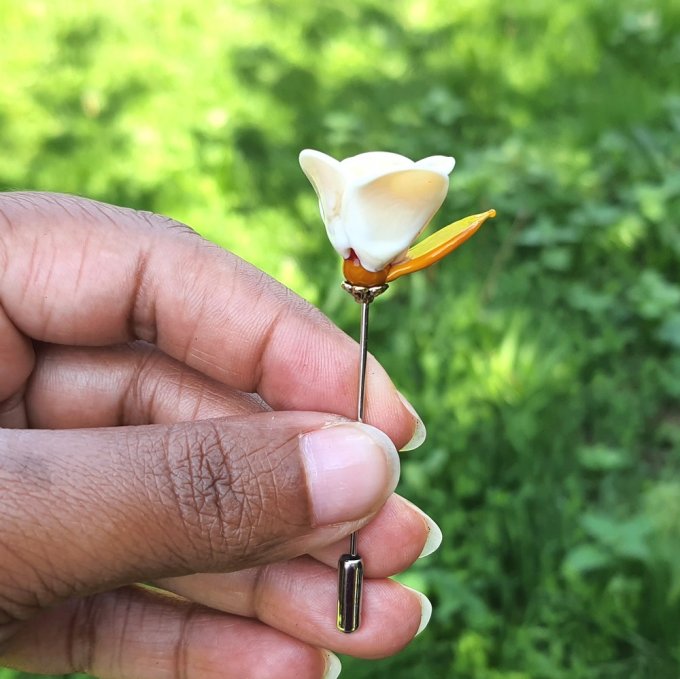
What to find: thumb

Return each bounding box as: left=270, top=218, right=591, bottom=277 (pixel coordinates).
left=0, top=413, right=399, bottom=624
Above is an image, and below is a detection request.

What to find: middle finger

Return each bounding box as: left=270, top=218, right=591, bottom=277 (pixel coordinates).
left=25, top=341, right=267, bottom=429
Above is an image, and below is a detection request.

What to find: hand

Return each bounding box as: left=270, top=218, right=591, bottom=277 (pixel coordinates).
left=0, top=193, right=439, bottom=679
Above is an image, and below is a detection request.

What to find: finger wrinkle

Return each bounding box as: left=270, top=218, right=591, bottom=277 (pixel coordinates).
left=86, top=198, right=124, bottom=230
left=162, top=423, right=243, bottom=566
left=165, top=418, right=312, bottom=570
left=66, top=594, right=99, bottom=674
left=135, top=431, right=193, bottom=568
left=252, top=302, right=290, bottom=397
left=241, top=267, right=280, bottom=388
left=180, top=304, right=210, bottom=372
left=191, top=423, right=234, bottom=552
left=72, top=231, right=93, bottom=301
left=173, top=600, right=201, bottom=679
left=137, top=209, right=199, bottom=239
left=168, top=243, right=229, bottom=372
left=251, top=563, right=274, bottom=620
left=22, top=232, right=58, bottom=337
left=108, top=587, right=135, bottom=677
left=185, top=369, right=207, bottom=421
left=150, top=428, right=203, bottom=568
left=128, top=243, right=156, bottom=344
left=51, top=192, right=87, bottom=225
left=122, top=347, right=161, bottom=425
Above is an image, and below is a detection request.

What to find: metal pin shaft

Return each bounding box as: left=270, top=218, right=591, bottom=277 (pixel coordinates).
left=337, top=299, right=371, bottom=633
left=352, top=299, right=370, bottom=547
left=336, top=283, right=387, bottom=633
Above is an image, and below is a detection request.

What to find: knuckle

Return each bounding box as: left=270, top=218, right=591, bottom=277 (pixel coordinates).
left=160, top=423, right=255, bottom=562
left=156, top=421, right=306, bottom=568
left=125, top=211, right=200, bottom=345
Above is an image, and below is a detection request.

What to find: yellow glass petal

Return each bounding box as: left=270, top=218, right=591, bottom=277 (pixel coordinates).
left=385, top=209, right=496, bottom=282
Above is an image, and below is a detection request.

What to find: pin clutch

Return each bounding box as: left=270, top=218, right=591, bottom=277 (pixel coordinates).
left=299, top=149, right=495, bottom=633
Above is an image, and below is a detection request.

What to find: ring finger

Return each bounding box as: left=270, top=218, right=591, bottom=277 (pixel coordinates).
left=156, top=556, right=430, bottom=659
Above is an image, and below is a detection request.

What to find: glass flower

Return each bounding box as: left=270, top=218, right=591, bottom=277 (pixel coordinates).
left=299, top=149, right=495, bottom=287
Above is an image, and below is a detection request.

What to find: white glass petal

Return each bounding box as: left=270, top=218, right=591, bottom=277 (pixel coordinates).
left=342, top=169, right=449, bottom=271
left=414, top=155, right=456, bottom=176
left=299, top=149, right=349, bottom=256
left=340, top=151, right=414, bottom=184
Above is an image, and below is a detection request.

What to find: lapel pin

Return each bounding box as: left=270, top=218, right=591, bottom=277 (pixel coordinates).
left=300, top=149, right=495, bottom=633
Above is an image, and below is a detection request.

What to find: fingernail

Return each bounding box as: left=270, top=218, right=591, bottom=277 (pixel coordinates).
left=301, top=423, right=400, bottom=526
left=400, top=497, right=443, bottom=558
left=402, top=586, right=433, bottom=636
left=397, top=391, right=427, bottom=451
left=322, top=650, right=342, bottom=679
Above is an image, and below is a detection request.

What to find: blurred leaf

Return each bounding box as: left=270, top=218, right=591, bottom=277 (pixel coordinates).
left=656, top=312, right=680, bottom=348
left=563, top=543, right=613, bottom=576
left=577, top=444, right=632, bottom=471
left=628, top=270, right=680, bottom=321
left=581, top=513, right=651, bottom=562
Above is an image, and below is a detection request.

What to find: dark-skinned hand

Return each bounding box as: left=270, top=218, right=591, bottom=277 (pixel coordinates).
left=0, top=192, right=440, bottom=679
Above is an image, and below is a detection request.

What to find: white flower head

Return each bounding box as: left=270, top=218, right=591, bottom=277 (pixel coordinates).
left=299, top=149, right=455, bottom=272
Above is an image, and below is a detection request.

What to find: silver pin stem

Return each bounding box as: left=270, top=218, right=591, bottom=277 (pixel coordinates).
left=350, top=299, right=370, bottom=556
left=337, top=283, right=388, bottom=633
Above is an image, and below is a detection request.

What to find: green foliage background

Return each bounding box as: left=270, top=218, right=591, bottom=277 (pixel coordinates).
left=2, top=0, right=680, bottom=676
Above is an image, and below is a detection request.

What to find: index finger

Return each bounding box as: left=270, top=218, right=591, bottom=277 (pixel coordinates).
left=0, top=192, right=417, bottom=446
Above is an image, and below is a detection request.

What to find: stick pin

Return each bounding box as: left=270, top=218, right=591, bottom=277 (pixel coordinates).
left=299, top=148, right=495, bottom=633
